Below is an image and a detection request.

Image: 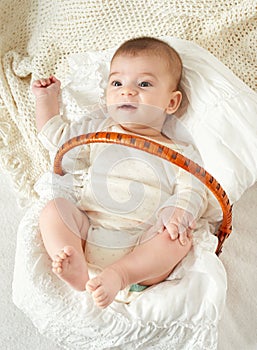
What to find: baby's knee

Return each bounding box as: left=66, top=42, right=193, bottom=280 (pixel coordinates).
left=40, top=198, right=69, bottom=222
left=40, top=197, right=89, bottom=238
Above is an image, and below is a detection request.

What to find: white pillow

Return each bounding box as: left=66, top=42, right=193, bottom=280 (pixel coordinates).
left=61, top=36, right=257, bottom=204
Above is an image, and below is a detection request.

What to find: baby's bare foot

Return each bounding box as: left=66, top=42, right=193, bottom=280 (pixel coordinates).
left=52, top=246, right=89, bottom=291
left=86, top=268, right=123, bottom=308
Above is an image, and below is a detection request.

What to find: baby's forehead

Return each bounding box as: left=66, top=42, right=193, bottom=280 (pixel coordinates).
left=110, top=51, right=173, bottom=69
left=110, top=51, right=181, bottom=87
left=114, top=48, right=180, bottom=66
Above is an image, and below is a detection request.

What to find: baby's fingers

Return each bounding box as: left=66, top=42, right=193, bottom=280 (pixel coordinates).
left=33, top=77, right=52, bottom=88
left=179, top=230, right=189, bottom=246
left=180, top=227, right=194, bottom=246
left=165, top=223, right=179, bottom=240
left=39, top=77, right=52, bottom=86
left=32, top=79, right=43, bottom=88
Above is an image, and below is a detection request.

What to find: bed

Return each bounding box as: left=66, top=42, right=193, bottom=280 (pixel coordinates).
left=0, top=1, right=256, bottom=349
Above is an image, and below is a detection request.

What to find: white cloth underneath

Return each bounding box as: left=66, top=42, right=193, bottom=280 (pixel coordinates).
left=13, top=197, right=227, bottom=349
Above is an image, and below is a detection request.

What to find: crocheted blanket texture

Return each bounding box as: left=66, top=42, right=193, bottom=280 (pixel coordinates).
left=0, top=0, right=256, bottom=202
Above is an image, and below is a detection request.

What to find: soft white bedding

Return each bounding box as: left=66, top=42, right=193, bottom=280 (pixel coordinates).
left=1, top=174, right=256, bottom=349
left=12, top=198, right=226, bottom=349
left=11, top=37, right=257, bottom=349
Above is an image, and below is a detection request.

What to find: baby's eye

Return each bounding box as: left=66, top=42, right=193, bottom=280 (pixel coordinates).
left=139, top=81, right=152, bottom=87
left=111, top=81, right=122, bottom=87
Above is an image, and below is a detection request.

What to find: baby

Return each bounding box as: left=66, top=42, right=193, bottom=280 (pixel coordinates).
left=32, top=37, right=207, bottom=308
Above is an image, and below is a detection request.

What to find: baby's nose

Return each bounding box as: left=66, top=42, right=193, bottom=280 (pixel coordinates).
left=121, top=86, right=137, bottom=96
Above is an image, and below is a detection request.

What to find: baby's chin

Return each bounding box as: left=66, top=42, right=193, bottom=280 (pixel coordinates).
left=107, top=104, right=167, bottom=130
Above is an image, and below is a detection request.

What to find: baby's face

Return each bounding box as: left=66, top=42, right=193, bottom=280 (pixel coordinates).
left=106, top=54, right=181, bottom=133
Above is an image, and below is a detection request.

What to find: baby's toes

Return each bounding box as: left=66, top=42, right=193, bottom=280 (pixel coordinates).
left=92, top=285, right=106, bottom=299
left=53, top=267, right=62, bottom=274
left=86, top=277, right=101, bottom=293
left=96, top=298, right=109, bottom=309
left=52, top=260, right=62, bottom=273
left=52, top=255, right=61, bottom=263
left=63, top=245, right=73, bottom=256
left=59, top=250, right=68, bottom=259
left=54, top=250, right=67, bottom=261
left=93, top=289, right=109, bottom=308
left=52, top=260, right=61, bottom=268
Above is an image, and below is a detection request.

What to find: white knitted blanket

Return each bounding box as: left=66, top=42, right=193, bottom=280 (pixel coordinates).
left=0, top=0, right=256, bottom=201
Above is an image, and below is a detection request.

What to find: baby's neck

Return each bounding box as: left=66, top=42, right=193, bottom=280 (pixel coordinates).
left=120, top=124, right=173, bottom=144
left=150, top=133, right=173, bottom=144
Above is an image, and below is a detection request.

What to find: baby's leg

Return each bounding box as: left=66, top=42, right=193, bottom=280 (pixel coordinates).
left=86, top=231, right=192, bottom=307
left=39, top=198, right=90, bottom=291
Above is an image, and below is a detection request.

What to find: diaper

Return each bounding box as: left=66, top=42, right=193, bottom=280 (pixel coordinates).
left=85, top=226, right=150, bottom=303
left=85, top=226, right=143, bottom=268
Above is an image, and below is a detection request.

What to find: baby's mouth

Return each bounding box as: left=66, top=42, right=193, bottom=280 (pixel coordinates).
left=118, top=104, right=138, bottom=110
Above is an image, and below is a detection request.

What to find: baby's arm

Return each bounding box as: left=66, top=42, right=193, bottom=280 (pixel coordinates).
left=32, top=76, right=61, bottom=132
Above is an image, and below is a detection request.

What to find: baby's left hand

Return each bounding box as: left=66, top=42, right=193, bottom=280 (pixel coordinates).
left=154, top=206, right=196, bottom=245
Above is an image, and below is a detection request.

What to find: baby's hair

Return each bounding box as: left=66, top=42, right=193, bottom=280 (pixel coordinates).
left=111, top=36, right=183, bottom=89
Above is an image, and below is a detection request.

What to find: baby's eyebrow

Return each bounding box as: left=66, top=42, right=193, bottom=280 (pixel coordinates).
left=139, top=73, right=156, bottom=78
left=137, top=73, right=159, bottom=82
left=108, top=72, right=158, bottom=82
left=108, top=72, right=120, bottom=78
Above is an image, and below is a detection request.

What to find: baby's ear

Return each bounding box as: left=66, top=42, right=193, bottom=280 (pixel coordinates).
left=166, top=91, right=182, bottom=115
left=174, top=87, right=189, bottom=117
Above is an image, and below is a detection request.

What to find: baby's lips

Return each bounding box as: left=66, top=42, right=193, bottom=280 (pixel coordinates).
left=118, top=103, right=138, bottom=110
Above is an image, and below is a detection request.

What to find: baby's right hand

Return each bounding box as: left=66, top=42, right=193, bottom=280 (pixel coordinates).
left=32, top=75, right=61, bottom=98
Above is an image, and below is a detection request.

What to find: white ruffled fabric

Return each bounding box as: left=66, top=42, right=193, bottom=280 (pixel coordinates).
left=13, top=196, right=226, bottom=349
